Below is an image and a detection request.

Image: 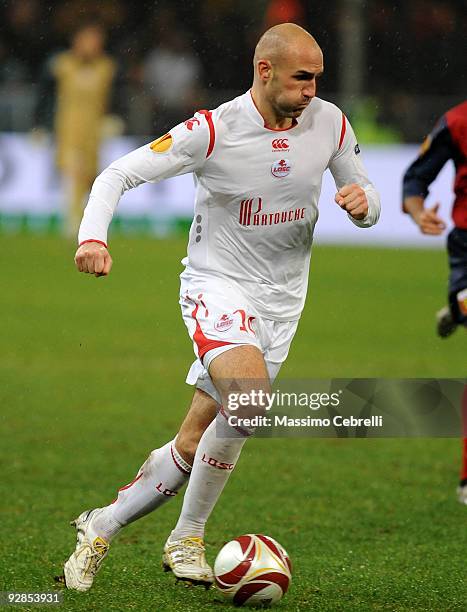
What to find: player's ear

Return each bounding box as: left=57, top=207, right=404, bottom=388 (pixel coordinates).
left=257, top=59, right=272, bottom=82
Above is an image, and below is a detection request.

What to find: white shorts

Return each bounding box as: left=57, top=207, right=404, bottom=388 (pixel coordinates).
left=180, top=272, right=299, bottom=403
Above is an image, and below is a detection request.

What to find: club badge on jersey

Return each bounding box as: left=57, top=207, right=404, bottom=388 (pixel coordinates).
left=271, top=159, right=291, bottom=178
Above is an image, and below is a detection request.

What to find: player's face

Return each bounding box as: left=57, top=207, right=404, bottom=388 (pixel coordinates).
left=268, top=47, right=324, bottom=118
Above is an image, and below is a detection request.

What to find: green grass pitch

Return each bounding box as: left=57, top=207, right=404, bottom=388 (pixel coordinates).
left=1, top=234, right=466, bottom=611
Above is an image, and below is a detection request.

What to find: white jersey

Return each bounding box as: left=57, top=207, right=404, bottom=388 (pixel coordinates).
left=79, top=91, right=380, bottom=321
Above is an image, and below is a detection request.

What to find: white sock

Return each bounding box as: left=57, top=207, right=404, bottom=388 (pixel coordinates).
left=92, top=439, right=191, bottom=541
left=170, top=411, right=249, bottom=541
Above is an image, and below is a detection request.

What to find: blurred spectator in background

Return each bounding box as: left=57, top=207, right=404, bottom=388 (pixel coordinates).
left=35, top=22, right=117, bottom=235
left=142, top=16, right=203, bottom=134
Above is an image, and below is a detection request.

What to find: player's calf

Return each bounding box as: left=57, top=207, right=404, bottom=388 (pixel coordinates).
left=176, top=389, right=219, bottom=464
left=57, top=439, right=194, bottom=590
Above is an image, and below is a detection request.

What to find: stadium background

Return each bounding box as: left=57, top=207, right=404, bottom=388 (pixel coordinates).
left=1, top=0, right=466, bottom=610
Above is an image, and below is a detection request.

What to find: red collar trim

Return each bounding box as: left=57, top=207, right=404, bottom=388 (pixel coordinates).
left=249, top=90, right=298, bottom=132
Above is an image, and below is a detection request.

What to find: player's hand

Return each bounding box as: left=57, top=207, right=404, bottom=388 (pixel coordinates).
left=335, top=184, right=368, bottom=220
left=413, top=203, right=446, bottom=235
left=74, top=242, right=113, bottom=277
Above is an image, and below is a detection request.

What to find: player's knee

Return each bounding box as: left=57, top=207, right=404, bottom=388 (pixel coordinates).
left=210, top=345, right=271, bottom=413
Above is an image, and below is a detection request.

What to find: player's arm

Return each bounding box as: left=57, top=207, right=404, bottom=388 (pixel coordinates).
left=402, top=115, right=453, bottom=235
left=75, top=112, right=212, bottom=276
left=328, top=114, right=381, bottom=227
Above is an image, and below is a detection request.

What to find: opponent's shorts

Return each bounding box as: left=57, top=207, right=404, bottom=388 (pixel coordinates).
left=180, top=272, right=299, bottom=403
left=447, top=228, right=467, bottom=325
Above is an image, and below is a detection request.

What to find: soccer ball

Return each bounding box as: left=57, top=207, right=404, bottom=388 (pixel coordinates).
left=214, top=534, right=292, bottom=607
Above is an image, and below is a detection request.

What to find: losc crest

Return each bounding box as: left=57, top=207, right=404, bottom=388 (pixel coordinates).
left=271, top=159, right=291, bottom=178
left=215, top=314, right=234, bottom=332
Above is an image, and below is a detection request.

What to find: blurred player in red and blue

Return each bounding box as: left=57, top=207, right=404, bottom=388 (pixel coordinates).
left=402, top=100, right=467, bottom=337
left=402, top=101, right=467, bottom=503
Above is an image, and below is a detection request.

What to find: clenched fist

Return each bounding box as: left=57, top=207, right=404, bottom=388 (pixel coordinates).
left=74, top=241, right=113, bottom=277
left=335, top=183, right=368, bottom=220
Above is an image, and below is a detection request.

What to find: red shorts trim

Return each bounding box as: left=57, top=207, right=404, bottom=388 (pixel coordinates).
left=188, top=296, right=235, bottom=360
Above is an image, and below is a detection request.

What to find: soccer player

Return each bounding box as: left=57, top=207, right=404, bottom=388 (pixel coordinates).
left=402, top=101, right=467, bottom=504
left=402, top=100, right=467, bottom=338
left=61, top=23, right=380, bottom=591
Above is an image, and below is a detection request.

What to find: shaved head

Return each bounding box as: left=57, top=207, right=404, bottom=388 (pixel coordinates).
left=251, top=23, right=324, bottom=126
left=254, top=23, right=321, bottom=70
